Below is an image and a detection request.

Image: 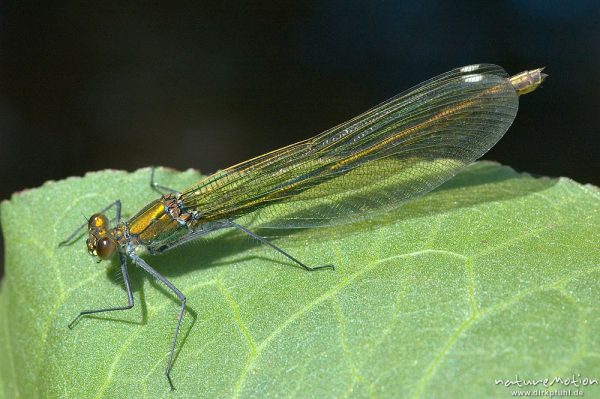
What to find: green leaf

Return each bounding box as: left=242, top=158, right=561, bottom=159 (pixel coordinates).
left=1, top=162, right=599, bottom=398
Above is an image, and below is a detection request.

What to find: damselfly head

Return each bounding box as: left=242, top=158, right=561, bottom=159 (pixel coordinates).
left=86, top=213, right=117, bottom=260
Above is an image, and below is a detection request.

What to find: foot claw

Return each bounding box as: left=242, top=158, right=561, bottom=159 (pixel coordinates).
left=308, top=264, right=335, bottom=271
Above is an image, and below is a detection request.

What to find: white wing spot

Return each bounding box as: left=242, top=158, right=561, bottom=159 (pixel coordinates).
left=460, top=65, right=480, bottom=73
left=463, top=74, right=483, bottom=83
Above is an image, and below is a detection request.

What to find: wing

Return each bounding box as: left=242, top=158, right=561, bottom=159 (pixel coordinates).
left=180, top=64, right=520, bottom=228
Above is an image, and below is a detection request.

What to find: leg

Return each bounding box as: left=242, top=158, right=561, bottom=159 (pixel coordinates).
left=229, top=221, right=334, bottom=271
left=150, top=167, right=178, bottom=195
left=58, top=200, right=122, bottom=247
left=129, top=252, right=185, bottom=391
left=68, top=252, right=134, bottom=329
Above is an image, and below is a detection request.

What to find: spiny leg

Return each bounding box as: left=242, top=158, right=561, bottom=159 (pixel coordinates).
left=150, top=167, right=179, bottom=195
left=229, top=221, right=334, bottom=271
left=68, top=252, right=134, bottom=329
left=129, top=252, right=185, bottom=391
left=58, top=200, right=122, bottom=247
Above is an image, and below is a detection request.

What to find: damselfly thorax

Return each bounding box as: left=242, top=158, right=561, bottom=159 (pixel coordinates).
left=85, top=193, right=230, bottom=259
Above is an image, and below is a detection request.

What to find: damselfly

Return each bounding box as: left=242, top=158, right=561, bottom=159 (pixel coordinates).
left=60, top=64, right=546, bottom=389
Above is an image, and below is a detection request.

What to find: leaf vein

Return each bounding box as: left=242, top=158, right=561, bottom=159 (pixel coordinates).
left=215, top=280, right=257, bottom=354
left=232, top=249, right=467, bottom=398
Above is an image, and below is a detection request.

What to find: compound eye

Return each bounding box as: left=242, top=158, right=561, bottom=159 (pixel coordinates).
left=88, top=213, right=109, bottom=230
left=96, top=237, right=116, bottom=260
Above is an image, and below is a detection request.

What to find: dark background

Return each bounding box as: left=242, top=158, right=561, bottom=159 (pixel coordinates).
left=1, top=2, right=599, bottom=278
